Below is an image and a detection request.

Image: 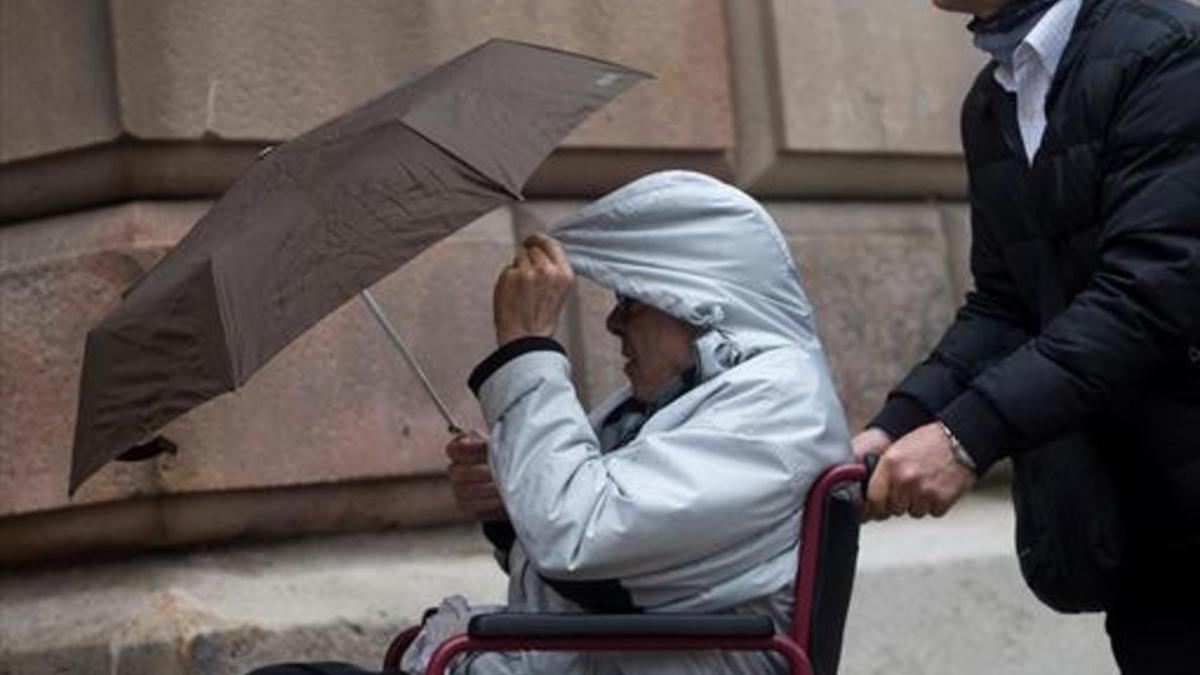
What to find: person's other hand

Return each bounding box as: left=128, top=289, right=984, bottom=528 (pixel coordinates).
left=864, top=422, right=975, bottom=521
left=851, top=427, right=893, bottom=461
left=494, top=233, right=575, bottom=346
left=446, top=430, right=506, bottom=522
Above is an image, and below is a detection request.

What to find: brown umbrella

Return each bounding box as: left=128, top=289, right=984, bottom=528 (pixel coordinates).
left=70, top=39, right=648, bottom=493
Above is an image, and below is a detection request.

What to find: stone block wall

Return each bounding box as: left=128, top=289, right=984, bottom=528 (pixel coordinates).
left=727, top=0, right=982, bottom=197
left=1, top=0, right=982, bottom=563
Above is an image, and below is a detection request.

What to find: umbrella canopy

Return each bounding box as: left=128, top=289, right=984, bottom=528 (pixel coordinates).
left=70, top=39, right=648, bottom=493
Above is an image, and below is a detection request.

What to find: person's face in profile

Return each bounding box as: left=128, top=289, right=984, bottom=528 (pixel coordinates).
left=605, top=295, right=697, bottom=402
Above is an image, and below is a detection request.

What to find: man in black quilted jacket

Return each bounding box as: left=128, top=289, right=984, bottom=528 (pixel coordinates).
left=855, top=0, right=1200, bottom=672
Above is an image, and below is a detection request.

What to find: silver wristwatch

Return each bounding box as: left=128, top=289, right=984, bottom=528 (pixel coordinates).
left=937, top=421, right=977, bottom=472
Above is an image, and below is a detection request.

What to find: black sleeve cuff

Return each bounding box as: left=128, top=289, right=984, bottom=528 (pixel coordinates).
left=468, top=336, right=567, bottom=395
left=938, top=388, right=1015, bottom=475
left=869, top=395, right=936, bottom=440
left=482, top=519, right=517, bottom=553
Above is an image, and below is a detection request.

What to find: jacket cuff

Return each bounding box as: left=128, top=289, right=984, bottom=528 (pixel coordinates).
left=468, top=336, right=567, bottom=395
left=937, top=388, right=1014, bottom=474
left=870, top=395, right=935, bottom=440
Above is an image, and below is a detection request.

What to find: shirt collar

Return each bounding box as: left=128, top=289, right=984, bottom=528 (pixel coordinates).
left=1023, top=0, right=1082, bottom=75
left=986, top=0, right=1082, bottom=89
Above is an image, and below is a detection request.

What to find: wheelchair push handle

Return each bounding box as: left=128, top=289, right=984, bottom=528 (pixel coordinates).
left=862, top=452, right=880, bottom=492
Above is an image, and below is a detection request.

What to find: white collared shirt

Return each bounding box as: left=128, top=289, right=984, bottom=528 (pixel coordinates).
left=990, top=0, right=1083, bottom=163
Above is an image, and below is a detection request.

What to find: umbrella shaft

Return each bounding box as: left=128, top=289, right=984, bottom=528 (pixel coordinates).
left=360, top=290, right=463, bottom=434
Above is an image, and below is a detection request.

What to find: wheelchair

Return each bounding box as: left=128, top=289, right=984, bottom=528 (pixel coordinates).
left=383, top=459, right=873, bottom=675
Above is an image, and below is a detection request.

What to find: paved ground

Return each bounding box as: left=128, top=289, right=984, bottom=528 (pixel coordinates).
left=0, top=485, right=1114, bottom=675
left=843, top=487, right=1112, bottom=674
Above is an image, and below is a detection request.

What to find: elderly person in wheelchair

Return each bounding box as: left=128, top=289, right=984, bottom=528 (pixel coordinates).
left=252, top=170, right=852, bottom=675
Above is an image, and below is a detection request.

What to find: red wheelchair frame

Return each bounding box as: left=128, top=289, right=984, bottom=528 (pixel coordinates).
left=383, top=460, right=870, bottom=675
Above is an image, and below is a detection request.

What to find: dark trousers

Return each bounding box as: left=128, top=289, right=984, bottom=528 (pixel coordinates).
left=1107, top=608, right=1200, bottom=674
left=1105, top=564, right=1200, bottom=675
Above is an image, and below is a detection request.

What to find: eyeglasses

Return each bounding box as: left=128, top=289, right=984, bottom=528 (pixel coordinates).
left=614, top=293, right=639, bottom=314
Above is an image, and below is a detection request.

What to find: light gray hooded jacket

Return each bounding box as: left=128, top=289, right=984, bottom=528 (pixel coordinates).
left=455, top=171, right=851, bottom=675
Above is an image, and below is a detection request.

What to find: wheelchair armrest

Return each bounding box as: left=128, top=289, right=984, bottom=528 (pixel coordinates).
left=467, top=612, right=775, bottom=638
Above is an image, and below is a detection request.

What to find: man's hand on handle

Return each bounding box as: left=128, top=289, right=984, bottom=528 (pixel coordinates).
left=446, top=431, right=506, bottom=522
left=851, top=427, right=893, bottom=461
left=856, top=424, right=976, bottom=521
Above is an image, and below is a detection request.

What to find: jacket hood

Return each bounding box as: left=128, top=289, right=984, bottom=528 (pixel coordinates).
left=552, top=171, right=817, bottom=379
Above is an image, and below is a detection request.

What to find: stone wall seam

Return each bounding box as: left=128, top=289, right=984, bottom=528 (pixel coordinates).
left=723, top=0, right=784, bottom=188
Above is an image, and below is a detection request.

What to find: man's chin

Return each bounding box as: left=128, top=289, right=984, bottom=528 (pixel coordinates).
left=931, top=0, right=973, bottom=13
left=931, top=0, right=1003, bottom=16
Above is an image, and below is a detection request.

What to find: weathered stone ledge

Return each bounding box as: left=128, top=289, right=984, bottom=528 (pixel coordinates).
left=0, top=143, right=735, bottom=226
left=0, top=475, right=464, bottom=567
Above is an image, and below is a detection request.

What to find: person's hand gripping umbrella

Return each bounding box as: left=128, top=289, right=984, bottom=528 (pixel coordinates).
left=70, top=39, right=649, bottom=493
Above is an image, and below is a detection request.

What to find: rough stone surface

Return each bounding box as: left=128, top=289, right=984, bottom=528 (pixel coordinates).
left=0, top=0, right=122, bottom=163
left=107, top=0, right=733, bottom=151
left=1, top=203, right=204, bottom=514
left=2, top=1, right=737, bottom=221
left=1, top=1, right=734, bottom=163
left=0, top=494, right=1113, bottom=675
left=770, top=1, right=981, bottom=155
left=0, top=0, right=1001, bottom=222
left=726, top=0, right=983, bottom=196
left=0, top=202, right=511, bottom=516
left=767, top=203, right=959, bottom=431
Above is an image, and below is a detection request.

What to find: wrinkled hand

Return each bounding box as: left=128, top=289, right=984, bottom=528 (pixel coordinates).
left=864, top=422, right=976, bottom=521
left=494, top=233, right=575, bottom=346
left=446, top=430, right=506, bottom=522
left=851, top=427, right=893, bottom=461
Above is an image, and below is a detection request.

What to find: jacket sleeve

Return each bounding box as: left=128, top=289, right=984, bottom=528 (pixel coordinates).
left=940, top=36, right=1200, bottom=472
left=470, top=348, right=844, bottom=583
left=871, top=202, right=1034, bottom=441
